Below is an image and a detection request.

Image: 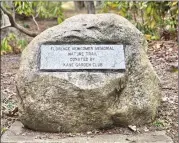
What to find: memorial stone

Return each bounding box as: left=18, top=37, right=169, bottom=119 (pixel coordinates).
left=16, top=14, right=161, bottom=133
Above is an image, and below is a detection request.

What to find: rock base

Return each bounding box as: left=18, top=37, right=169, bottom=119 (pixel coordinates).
left=1, top=121, right=173, bottom=143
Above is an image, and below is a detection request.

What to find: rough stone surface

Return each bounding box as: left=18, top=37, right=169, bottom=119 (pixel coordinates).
left=1, top=121, right=173, bottom=143
left=1, top=14, right=11, bottom=28
left=16, top=14, right=161, bottom=133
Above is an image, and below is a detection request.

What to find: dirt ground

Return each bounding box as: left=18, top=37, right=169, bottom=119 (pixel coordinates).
left=1, top=40, right=178, bottom=142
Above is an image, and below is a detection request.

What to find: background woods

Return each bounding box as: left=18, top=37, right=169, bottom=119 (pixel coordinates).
left=102, top=1, right=178, bottom=41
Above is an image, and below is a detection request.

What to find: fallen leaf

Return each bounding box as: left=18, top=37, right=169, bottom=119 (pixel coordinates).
left=128, top=125, right=137, bottom=132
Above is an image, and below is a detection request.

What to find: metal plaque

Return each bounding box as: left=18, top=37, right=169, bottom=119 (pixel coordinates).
left=40, top=45, right=125, bottom=70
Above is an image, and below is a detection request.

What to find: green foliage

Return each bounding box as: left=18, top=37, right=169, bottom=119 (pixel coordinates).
left=18, top=39, right=28, bottom=50
left=8, top=1, right=64, bottom=24
left=1, top=33, right=16, bottom=54
left=1, top=127, right=8, bottom=134
left=101, top=1, right=178, bottom=40
left=169, top=65, right=178, bottom=73
left=23, top=23, right=30, bottom=28
left=6, top=102, right=14, bottom=110
left=153, top=120, right=165, bottom=127
left=153, top=119, right=170, bottom=128
left=14, top=1, right=34, bottom=16
left=1, top=33, right=28, bottom=55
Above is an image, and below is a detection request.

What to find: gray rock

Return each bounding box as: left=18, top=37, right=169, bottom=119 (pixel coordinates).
left=16, top=14, right=161, bottom=133
left=1, top=14, right=11, bottom=28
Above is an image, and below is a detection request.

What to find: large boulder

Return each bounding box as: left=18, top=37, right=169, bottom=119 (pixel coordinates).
left=16, top=14, right=161, bottom=133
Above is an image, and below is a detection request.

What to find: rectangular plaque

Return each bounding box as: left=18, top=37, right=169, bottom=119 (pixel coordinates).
left=40, top=45, right=125, bottom=70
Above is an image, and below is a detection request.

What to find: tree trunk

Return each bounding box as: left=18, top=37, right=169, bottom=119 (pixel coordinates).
left=74, top=1, right=85, bottom=11
left=84, top=1, right=95, bottom=14
left=96, top=1, right=102, bottom=7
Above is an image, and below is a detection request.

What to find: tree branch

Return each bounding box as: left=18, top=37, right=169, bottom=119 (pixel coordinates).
left=1, top=25, right=11, bottom=29
left=32, top=15, right=40, bottom=31
left=0, top=4, right=38, bottom=37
